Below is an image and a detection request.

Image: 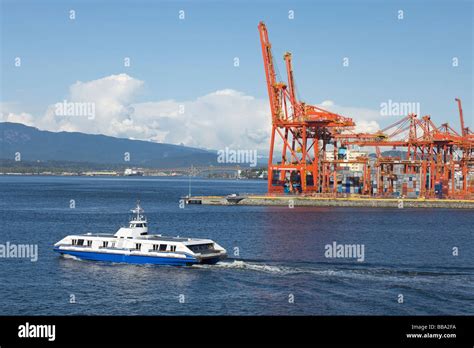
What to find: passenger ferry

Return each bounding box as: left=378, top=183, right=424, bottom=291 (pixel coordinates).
left=53, top=202, right=227, bottom=266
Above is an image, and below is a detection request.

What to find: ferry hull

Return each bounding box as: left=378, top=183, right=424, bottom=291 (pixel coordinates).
left=54, top=248, right=199, bottom=266
left=198, top=256, right=225, bottom=264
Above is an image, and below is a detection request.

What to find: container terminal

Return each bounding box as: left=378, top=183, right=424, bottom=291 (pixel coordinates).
left=187, top=22, right=474, bottom=209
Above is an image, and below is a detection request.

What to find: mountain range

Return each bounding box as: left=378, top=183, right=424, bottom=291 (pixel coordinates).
left=0, top=122, right=220, bottom=169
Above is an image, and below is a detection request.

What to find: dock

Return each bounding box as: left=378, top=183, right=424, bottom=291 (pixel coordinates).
left=184, top=195, right=474, bottom=209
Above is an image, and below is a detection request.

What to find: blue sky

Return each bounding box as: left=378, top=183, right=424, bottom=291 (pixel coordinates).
left=1, top=0, right=472, bottom=149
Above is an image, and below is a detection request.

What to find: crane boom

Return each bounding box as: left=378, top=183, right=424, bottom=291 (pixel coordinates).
left=455, top=98, right=465, bottom=136
left=284, top=52, right=297, bottom=111
left=258, top=21, right=282, bottom=121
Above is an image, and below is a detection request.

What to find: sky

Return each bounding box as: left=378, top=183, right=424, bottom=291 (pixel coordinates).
left=1, top=0, right=472, bottom=152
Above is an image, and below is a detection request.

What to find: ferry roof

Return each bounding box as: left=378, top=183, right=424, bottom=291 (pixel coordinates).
left=74, top=233, right=212, bottom=244
left=139, top=235, right=213, bottom=244
left=141, top=235, right=190, bottom=242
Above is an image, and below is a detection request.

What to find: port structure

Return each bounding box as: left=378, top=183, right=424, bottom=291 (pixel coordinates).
left=258, top=22, right=474, bottom=199
left=258, top=22, right=355, bottom=194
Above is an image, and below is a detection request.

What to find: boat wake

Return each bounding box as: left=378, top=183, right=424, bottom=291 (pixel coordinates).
left=196, top=260, right=473, bottom=283
left=196, top=260, right=340, bottom=276
left=61, top=254, right=83, bottom=261
left=204, top=260, right=291, bottom=274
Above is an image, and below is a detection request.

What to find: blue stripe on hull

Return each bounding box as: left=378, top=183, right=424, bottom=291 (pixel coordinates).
left=54, top=248, right=198, bottom=266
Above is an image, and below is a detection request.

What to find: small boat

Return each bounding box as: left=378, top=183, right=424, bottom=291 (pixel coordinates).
left=53, top=202, right=227, bottom=266
left=226, top=193, right=247, bottom=204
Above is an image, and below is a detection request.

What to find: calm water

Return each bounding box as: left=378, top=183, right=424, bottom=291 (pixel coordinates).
left=0, top=176, right=473, bottom=315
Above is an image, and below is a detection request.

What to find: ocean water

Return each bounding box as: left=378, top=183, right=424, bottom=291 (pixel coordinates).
left=0, top=176, right=473, bottom=315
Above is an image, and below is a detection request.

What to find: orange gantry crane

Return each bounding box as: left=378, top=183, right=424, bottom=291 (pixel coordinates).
left=258, top=21, right=354, bottom=193
left=258, top=22, right=473, bottom=198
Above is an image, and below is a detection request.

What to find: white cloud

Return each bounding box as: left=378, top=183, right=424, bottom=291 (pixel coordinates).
left=0, top=102, right=35, bottom=126
left=35, top=74, right=145, bottom=136
left=39, top=75, right=272, bottom=151
left=1, top=111, right=35, bottom=126
left=132, top=89, right=270, bottom=150
left=1, top=74, right=383, bottom=151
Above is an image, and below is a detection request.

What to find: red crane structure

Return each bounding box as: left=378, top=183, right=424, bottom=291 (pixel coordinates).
left=258, top=22, right=355, bottom=194
left=258, top=22, right=473, bottom=199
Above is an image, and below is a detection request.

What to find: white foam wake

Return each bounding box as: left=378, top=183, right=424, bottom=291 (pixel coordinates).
left=196, top=260, right=311, bottom=275
left=195, top=260, right=452, bottom=284
left=61, top=254, right=83, bottom=261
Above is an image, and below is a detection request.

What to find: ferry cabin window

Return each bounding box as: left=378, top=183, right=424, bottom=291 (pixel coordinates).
left=103, top=241, right=108, bottom=248
left=188, top=244, right=213, bottom=252
left=135, top=243, right=141, bottom=251
left=72, top=239, right=77, bottom=245
left=152, top=244, right=159, bottom=251
left=77, top=239, right=84, bottom=246
left=87, top=240, right=92, bottom=247
left=170, top=245, right=176, bottom=252
left=159, top=244, right=167, bottom=251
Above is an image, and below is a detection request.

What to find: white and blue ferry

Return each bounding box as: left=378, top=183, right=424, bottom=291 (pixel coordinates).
left=53, top=202, right=227, bottom=266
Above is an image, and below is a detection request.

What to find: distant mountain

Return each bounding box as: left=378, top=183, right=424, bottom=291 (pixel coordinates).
left=0, top=122, right=219, bottom=168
